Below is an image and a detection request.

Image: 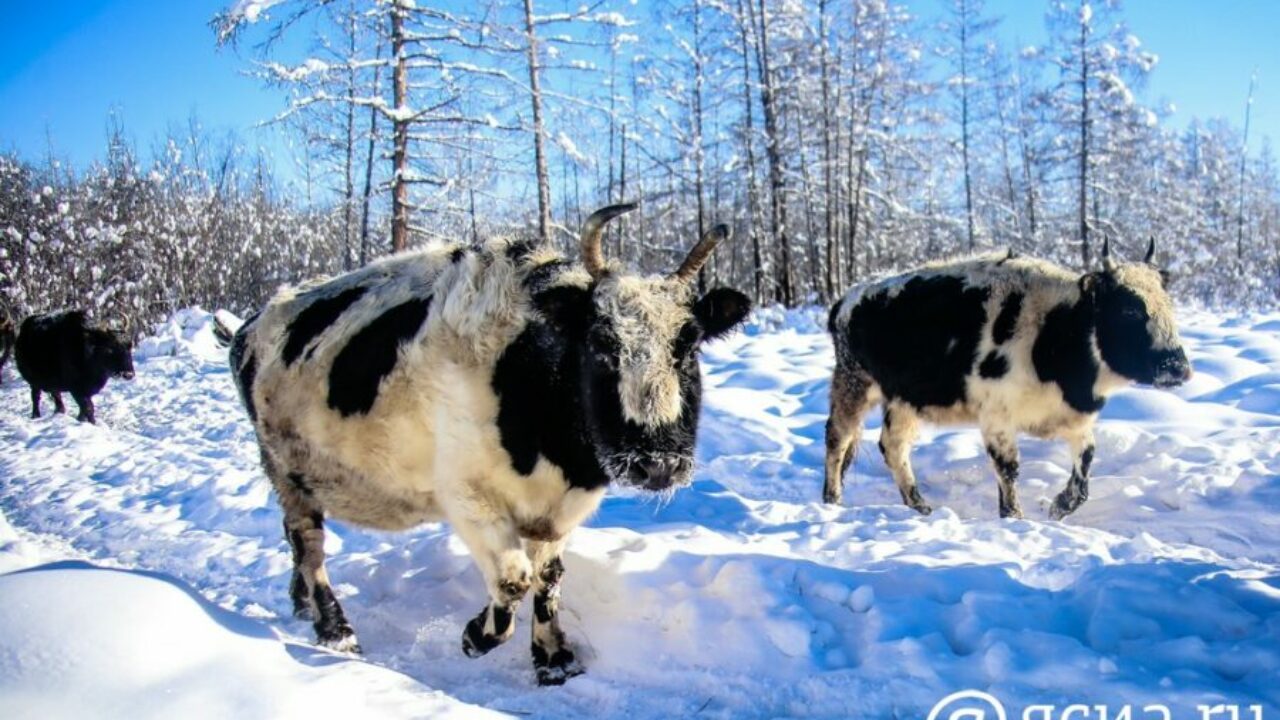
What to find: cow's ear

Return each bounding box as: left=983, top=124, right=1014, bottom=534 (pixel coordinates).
left=533, top=285, right=592, bottom=337
left=694, top=288, right=751, bottom=342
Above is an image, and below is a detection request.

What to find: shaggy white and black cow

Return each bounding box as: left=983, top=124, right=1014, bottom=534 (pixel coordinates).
left=823, top=239, right=1191, bottom=520
left=230, top=204, right=750, bottom=684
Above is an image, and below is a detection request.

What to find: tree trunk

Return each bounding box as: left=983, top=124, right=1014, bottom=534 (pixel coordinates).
left=960, top=0, right=976, bottom=251
left=390, top=0, right=409, bottom=253
left=749, top=0, right=792, bottom=305
left=737, top=0, right=765, bottom=302
left=819, top=0, right=837, bottom=297
left=1077, top=3, right=1090, bottom=268
left=523, top=0, right=552, bottom=245
left=692, top=0, right=708, bottom=293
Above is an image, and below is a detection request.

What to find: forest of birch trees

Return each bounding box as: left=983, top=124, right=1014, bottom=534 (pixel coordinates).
left=2, top=0, right=1278, bottom=328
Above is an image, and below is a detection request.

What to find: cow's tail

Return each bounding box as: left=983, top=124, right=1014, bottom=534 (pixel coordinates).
left=823, top=293, right=876, bottom=504
left=227, top=311, right=261, bottom=420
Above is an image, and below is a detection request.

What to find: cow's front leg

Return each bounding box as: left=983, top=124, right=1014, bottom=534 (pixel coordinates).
left=29, top=387, right=41, bottom=418
left=1050, top=432, right=1095, bottom=520
left=982, top=427, right=1023, bottom=518
left=72, top=393, right=95, bottom=424
left=52, top=392, right=66, bottom=414
left=527, top=539, right=583, bottom=685
left=451, top=511, right=531, bottom=659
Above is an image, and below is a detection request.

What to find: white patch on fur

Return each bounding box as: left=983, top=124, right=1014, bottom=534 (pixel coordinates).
left=593, top=275, right=696, bottom=428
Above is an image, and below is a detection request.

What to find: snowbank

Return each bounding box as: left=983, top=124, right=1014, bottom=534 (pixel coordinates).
left=0, top=561, right=497, bottom=719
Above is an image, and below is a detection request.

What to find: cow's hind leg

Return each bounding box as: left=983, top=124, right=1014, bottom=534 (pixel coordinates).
left=449, top=500, right=531, bottom=659
left=824, top=367, right=874, bottom=504
left=52, top=392, right=66, bottom=414
left=29, top=387, right=41, bottom=418
left=982, top=427, right=1023, bottom=518
left=267, top=459, right=360, bottom=652
left=879, top=403, right=931, bottom=515
left=527, top=539, right=583, bottom=685
left=1050, top=431, right=1095, bottom=520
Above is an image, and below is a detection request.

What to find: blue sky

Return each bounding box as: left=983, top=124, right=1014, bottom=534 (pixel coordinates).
left=0, top=0, right=1276, bottom=176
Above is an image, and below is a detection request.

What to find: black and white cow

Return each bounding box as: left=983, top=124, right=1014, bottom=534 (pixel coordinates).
left=823, top=239, right=1191, bottom=520
left=15, top=310, right=135, bottom=423
left=230, top=204, right=750, bottom=684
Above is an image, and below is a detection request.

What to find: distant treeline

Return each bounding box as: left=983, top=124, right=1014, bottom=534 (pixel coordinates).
left=2, top=0, right=1279, bottom=329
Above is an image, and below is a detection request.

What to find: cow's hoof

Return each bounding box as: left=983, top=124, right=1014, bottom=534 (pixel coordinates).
left=911, top=503, right=933, bottom=516
left=1048, top=502, right=1073, bottom=521
left=319, top=631, right=362, bottom=655
left=534, top=648, right=584, bottom=686
left=822, top=491, right=841, bottom=505
left=462, top=617, right=504, bottom=658
left=1000, top=507, right=1025, bottom=520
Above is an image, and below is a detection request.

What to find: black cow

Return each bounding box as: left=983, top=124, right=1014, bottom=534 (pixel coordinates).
left=824, top=239, right=1192, bottom=519
left=15, top=310, right=135, bottom=424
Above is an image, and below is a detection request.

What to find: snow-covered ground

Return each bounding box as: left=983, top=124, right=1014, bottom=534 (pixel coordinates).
left=2, top=307, right=1278, bottom=719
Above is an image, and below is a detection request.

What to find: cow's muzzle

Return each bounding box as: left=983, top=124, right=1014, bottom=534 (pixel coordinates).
left=1152, top=350, right=1191, bottom=388
left=119, top=370, right=136, bottom=381
left=623, top=456, right=691, bottom=491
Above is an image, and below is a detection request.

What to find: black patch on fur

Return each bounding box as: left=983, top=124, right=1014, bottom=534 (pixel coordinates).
left=1032, top=302, right=1104, bottom=414
left=992, top=292, right=1023, bottom=345
left=1079, top=445, right=1095, bottom=476
left=228, top=311, right=258, bottom=413
left=450, top=247, right=467, bottom=263
left=522, top=260, right=572, bottom=295
left=987, top=446, right=1018, bottom=480
left=327, top=297, right=432, bottom=417
left=283, top=286, right=368, bottom=366
left=285, top=524, right=309, bottom=617
left=462, top=604, right=516, bottom=658
left=312, top=581, right=356, bottom=646
left=533, top=591, right=555, bottom=623
left=287, top=472, right=313, bottom=497
left=539, top=556, right=565, bottom=587
left=978, top=352, right=1008, bottom=379
left=492, top=604, right=514, bottom=634
left=237, top=353, right=258, bottom=420
left=1091, top=275, right=1187, bottom=385
left=531, top=641, right=580, bottom=686
left=491, top=287, right=607, bottom=489
left=986, top=444, right=1021, bottom=517
left=840, top=276, right=990, bottom=409
left=506, top=240, right=535, bottom=263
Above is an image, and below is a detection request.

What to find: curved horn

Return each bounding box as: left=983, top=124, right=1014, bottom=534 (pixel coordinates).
left=1144, top=236, right=1156, bottom=264
left=1101, top=235, right=1116, bottom=272
left=671, top=224, right=731, bottom=283
left=580, top=202, right=639, bottom=279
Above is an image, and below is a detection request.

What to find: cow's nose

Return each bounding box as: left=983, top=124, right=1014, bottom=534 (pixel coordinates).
left=122, top=371, right=136, bottom=380
left=1155, top=351, right=1191, bottom=387
left=630, top=457, right=676, bottom=490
